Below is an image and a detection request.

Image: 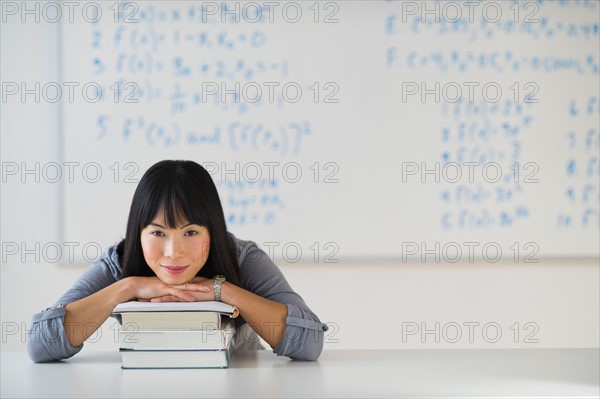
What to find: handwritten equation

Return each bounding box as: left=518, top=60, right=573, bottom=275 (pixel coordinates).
left=388, top=50, right=599, bottom=75
left=95, top=115, right=311, bottom=157
left=78, top=2, right=319, bottom=228
left=559, top=96, right=600, bottom=228
left=439, top=103, right=531, bottom=229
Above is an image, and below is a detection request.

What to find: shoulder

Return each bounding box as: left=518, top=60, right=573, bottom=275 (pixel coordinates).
left=49, top=241, right=124, bottom=307
left=226, top=233, right=307, bottom=310
left=227, top=232, right=280, bottom=277
left=92, top=240, right=124, bottom=281
left=227, top=232, right=289, bottom=291
left=228, top=232, right=263, bottom=267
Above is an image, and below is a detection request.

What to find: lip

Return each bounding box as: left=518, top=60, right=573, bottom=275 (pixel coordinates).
left=162, top=265, right=188, bottom=275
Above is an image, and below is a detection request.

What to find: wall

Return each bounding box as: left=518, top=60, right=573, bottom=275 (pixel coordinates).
left=1, top=4, right=598, bottom=352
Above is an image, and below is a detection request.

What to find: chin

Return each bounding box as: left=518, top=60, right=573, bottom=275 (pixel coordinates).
left=159, top=274, right=187, bottom=285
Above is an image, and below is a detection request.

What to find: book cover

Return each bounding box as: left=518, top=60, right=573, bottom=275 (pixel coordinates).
left=113, top=300, right=239, bottom=316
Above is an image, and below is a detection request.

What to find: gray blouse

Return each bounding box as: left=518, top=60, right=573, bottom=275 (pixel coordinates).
left=27, top=234, right=327, bottom=362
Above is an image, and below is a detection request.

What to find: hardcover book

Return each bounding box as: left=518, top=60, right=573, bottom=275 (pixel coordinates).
left=119, top=339, right=235, bottom=369
left=113, top=301, right=239, bottom=330
left=119, top=318, right=236, bottom=350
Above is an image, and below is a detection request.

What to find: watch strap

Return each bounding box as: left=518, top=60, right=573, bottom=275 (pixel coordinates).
left=213, top=275, right=226, bottom=302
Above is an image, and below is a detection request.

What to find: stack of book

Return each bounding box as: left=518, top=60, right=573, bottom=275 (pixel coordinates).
left=112, top=301, right=239, bottom=369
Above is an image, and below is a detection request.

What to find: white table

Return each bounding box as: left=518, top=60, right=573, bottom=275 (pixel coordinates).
left=2, top=349, right=599, bottom=398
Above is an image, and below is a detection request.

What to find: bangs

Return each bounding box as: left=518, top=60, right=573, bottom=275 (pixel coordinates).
left=140, top=170, right=211, bottom=230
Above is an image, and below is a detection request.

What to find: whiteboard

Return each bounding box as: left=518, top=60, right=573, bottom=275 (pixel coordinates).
left=61, top=1, right=599, bottom=261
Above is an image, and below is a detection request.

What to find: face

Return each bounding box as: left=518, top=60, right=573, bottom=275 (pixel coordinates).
left=140, top=211, right=211, bottom=285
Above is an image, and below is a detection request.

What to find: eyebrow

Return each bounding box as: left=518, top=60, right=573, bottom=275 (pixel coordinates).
left=148, top=222, right=194, bottom=229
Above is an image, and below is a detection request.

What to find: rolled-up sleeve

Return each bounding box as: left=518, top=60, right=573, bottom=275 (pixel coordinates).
left=27, top=306, right=83, bottom=363
left=273, top=303, right=329, bottom=361
left=27, top=245, right=122, bottom=363
left=236, top=239, right=328, bottom=361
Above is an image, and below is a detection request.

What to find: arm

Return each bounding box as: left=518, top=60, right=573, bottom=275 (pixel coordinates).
left=27, top=252, right=121, bottom=363
left=27, top=245, right=205, bottom=362
left=64, top=277, right=203, bottom=347
left=62, top=279, right=131, bottom=347
left=189, top=240, right=327, bottom=360
left=236, top=241, right=328, bottom=361
left=220, top=282, right=288, bottom=348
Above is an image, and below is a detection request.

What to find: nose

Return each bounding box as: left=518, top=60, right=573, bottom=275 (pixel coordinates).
left=164, top=237, right=184, bottom=260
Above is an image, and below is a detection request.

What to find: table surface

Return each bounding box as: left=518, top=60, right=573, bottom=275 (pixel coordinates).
left=1, top=348, right=599, bottom=398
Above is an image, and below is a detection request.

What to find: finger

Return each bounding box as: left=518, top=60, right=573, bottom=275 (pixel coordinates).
left=168, top=287, right=197, bottom=302
left=150, top=295, right=184, bottom=303
left=159, top=284, right=195, bottom=301
left=174, top=283, right=210, bottom=293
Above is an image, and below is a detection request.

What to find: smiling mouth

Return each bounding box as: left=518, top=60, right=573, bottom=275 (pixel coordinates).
left=162, top=265, right=188, bottom=274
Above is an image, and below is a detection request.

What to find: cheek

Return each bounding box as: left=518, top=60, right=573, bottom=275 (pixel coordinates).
left=194, top=239, right=210, bottom=260
left=204, top=239, right=211, bottom=258
left=140, top=238, right=159, bottom=260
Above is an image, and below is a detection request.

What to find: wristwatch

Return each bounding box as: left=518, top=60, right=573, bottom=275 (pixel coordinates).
left=213, top=275, right=226, bottom=302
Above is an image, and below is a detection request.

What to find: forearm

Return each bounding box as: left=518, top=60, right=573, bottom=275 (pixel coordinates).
left=221, top=282, right=287, bottom=348
left=63, top=278, right=133, bottom=347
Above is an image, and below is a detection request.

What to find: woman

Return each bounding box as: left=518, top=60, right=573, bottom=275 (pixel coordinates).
left=28, top=160, right=327, bottom=362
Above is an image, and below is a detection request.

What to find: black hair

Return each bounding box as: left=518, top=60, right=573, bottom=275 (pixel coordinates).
left=119, top=160, right=240, bottom=284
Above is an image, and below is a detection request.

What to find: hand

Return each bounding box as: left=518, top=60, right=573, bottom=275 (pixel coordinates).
left=146, top=276, right=215, bottom=303
left=125, top=276, right=210, bottom=302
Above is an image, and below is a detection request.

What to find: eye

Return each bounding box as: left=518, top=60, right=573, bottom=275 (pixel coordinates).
left=184, top=230, right=198, bottom=237
left=150, top=231, right=165, bottom=237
